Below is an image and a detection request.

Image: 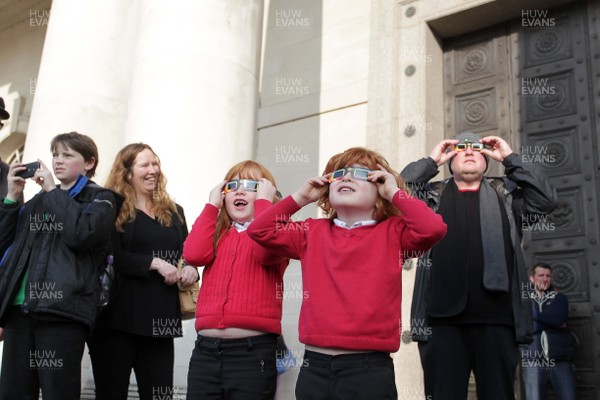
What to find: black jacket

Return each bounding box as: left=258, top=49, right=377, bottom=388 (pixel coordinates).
left=401, top=153, right=556, bottom=344
left=0, top=182, right=120, bottom=331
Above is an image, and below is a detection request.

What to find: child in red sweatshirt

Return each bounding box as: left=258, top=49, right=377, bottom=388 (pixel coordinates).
left=183, top=160, right=288, bottom=400
left=247, top=147, right=447, bottom=399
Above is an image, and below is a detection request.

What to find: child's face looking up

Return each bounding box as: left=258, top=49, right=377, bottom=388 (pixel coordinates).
left=328, top=164, right=378, bottom=217
left=224, top=174, right=258, bottom=224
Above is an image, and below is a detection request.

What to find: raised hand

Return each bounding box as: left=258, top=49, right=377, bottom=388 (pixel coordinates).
left=368, top=164, right=400, bottom=201
left=480, top=136, right=513, bottom=162
left=256, top=178, right=277, bottom=202
left=6, top=163, right=27, bottom=201
left=34, top=160, right=56, bottom=192
left=208, top=180, right=227, bottom=209
left=429, top=139, right=459, bottom=166
left=291, top=176, right=329, bottom=207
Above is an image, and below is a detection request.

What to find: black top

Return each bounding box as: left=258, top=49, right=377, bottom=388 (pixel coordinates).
left=97, top=207, right=187, bottom=338
left=430, top=189, right=514, bottom=326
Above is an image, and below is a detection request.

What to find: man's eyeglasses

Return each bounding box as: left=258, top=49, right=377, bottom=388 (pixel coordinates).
left=222, top=179, right=282, bottom=197
left=455, top=142, right=484, bottom=152
left=329, top=167, right=373, bottom=182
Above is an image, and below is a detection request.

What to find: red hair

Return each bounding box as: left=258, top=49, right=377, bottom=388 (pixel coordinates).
left=215, top=161, right=281, bottom=248
left=317, top=147, right=406, bottom=221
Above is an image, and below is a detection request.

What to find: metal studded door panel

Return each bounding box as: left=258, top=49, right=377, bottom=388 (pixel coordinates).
left=517, top=3, right=600, bottom=398
left=443, top=2, right=600, bottom=396
left=444, top=26, right=515, bottom=177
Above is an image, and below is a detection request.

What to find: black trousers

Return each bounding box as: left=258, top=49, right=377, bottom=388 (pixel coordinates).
left=418, top=324, right=519, bottom=400
left=186, top=333, right=278, bottom=400
left=0, top=307, right=87, bottom=400
left=294, top=350, right=397, bottom=400
left=88, top=327, right=174, bottom=400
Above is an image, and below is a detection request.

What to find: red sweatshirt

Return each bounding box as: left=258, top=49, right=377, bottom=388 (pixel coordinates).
left=183, top=202, right=288, bottom=334
left=247, top=191, right=446, bottom=352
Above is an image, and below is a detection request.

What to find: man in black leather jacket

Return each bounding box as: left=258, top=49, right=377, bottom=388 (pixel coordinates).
left=401, top=132, right=556, bottom=400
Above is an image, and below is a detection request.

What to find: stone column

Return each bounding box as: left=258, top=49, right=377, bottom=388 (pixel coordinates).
left=23, top=0, right=138, bottom=192
left=122, top=0, right=265, bottom=390
left=123, top=0, right=265, bottom=221
left=19, top=0, right=140, bottom=390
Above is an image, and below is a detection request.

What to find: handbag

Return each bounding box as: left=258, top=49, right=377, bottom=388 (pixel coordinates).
left=97, top=254, right=114, bottom=308
left=541, top=328, right=575, bottom=361
left=177, top=259, right=199, bottom=320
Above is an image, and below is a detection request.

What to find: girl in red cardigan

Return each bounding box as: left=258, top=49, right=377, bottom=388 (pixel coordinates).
left=247, top=147, right=447, bottom=400
left=183, top=160, right=288, bottom=400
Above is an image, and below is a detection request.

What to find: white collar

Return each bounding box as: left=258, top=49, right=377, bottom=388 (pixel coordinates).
left=232, top=221, right=252, bottom=232
left=333, top=219, right=377, bottom=230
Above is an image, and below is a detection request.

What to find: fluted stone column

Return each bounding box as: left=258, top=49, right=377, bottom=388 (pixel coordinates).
left=123, top=0, right=265, bottom=221
left=19, top=0, right=139, bottom=390
left=122, top=0, right=265, bottom=389
left=23, top=0, right=137, bottom=195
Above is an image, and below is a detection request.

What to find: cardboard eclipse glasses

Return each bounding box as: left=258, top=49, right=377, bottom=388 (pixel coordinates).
left=329, top=167, right=373, bottom=182
left=222, top=179, right=282, bottom=198
left=455, top=142, right=484, bottom=152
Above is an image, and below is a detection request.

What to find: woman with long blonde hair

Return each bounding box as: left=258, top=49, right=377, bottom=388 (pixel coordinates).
left=183, top=160, right=289, bottom=399
left=89, top=143, right=197, bottom=400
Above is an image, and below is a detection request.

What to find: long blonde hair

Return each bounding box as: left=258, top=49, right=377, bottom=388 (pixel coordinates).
left=317, top=147, right=406, bottom=221
left=215, top=161, right=280, bottom=248
left=105, top=143, right=183, bottom=232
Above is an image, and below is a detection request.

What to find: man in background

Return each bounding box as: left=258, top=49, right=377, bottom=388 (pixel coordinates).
left=522, top=262, right=576, bottom=400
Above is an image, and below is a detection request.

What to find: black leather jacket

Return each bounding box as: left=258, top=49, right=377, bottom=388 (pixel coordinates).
left=0, top=182, right=121, bottom=331
left=401, top=153, right=556, bottom=344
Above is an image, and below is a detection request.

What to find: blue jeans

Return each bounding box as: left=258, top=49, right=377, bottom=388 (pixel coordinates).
left=522, top=358, right=576, bottom=400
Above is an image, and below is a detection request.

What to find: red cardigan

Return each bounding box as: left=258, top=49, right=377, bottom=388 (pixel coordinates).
left=247, top=191, right=447, bottom=352
left=183, top=203, right=288, bottom=334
